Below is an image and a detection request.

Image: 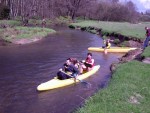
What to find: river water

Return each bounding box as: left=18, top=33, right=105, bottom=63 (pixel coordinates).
left=0, top=29, right=123, bottom=113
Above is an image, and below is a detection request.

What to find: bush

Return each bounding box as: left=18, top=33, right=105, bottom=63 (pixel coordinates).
left=68, top=25, right=75, bottom=29
left=89, top=29, right=97, bottom=34
left=113, top=39, right=120, bottom=44
left=140, top=14, right=150, bottom=22
left=102, top=35, right=108, bottom=39
left=14, top=16, right=22, bottom=21
left=0, top=5, right=10, bottom=19
left=101, top=30, right=109, bottom=36
left=30, top=16, right=40, bottom=20
left=119, top=41, right=129, bottom=47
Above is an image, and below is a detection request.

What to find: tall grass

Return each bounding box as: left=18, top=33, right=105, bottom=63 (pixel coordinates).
left=77, top=61, right=150, bottom=113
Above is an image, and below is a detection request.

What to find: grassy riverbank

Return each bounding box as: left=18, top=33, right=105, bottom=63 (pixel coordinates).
left=77, top=60, right=150, bottom=113
left=71, top=20, right=150, bottom=113
left=0, top=17, right=71, bottom=45
left=0, top=16, right=72, bottom=27
left=0, top=26, right=55, bottom=44
left=0, top=20, right=56, bottom=45
left=70, top=20, right=150, bottom=39
left=28, top=16, right=72, bottom=26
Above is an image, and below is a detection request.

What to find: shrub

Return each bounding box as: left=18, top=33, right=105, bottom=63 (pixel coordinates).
left=68, top=25, right=75, bottom=29
left=113, top=39, right=120, bottom=44
left=119, top=41, right=129, bottom=47
left=0, top=5, right=10, bottom=19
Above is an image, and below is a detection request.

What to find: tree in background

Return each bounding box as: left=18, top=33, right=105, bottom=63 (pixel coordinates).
left=125, top=1, right=139, bottom=23
left=140, top=9, right=150, bottom=22
left=0, top=0, right=145, bottom=22
left=0, top=0, right=10, bottom=19
left=146, top=9, right=150, bottom=16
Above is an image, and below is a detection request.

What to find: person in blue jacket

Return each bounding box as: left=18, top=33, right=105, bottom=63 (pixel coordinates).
left=143, top=27, right=150, bottom=49
left=57, top=58, right=79, bottom=80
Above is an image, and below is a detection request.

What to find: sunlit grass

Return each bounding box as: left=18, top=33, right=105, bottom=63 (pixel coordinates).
left=77, top=61, right=150, bottom=113
left=28, top=16, right=72, bottom=25
left=71, top=20, right=150, bottom=39
left=1, top=26, right=56, bottom=42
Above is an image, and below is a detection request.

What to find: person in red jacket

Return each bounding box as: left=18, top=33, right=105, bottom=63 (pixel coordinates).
left=80, top=53, right=95, bottom=73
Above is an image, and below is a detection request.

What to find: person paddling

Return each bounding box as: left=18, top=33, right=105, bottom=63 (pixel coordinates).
left=102, top=39, right=112, bottom=54
left=80, top=53, right=94, bottom=73
left=57, top=58, right=79, bottom=80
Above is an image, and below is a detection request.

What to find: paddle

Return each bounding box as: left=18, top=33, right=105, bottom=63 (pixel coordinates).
left=60, top=70, right=91, bottom=86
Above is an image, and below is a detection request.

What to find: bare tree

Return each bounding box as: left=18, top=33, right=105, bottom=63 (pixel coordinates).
left=0, top=0, right=140, bottom=22
left=146, top=9, right=150, bottom=16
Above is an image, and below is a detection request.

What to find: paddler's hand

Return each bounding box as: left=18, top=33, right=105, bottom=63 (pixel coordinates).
left=82, top=60, right=85, bottom=63
left=59, top=68, right=62, bottom=71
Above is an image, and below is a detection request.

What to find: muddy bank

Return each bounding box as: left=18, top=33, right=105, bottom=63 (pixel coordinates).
left=0, top=33, right=44, bottom=46
left=0, top=34, right=43, bottom=46
left=110, top=48, right=150, bottom=73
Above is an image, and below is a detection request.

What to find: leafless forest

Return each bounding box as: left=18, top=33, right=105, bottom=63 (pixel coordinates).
left=0, top=0, right=150, bottom=22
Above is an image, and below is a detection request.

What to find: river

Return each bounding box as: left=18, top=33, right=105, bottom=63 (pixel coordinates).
left=0, top=28, right=123, bottom=113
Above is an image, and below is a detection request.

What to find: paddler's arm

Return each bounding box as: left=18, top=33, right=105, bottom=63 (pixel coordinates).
left=106, top=43, right=111, bottom=49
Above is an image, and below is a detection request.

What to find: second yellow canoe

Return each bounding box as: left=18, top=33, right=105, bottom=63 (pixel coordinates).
left=88, top=47, right=137, bottom=53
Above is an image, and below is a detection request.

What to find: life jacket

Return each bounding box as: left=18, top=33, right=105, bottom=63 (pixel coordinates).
left=85, top=58, right=94, bottom=67
left=106, top=42, right=111, bottom=48
left=104, top=40, right=111, bottom=48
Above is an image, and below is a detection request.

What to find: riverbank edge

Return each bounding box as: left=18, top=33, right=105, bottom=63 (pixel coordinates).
left=68, top=21, right=149, bottom=72
left=68, top=23, right=150, bottom=113
left=76, top=60, right=150, bottom=113
left=0, top=18, right=73, bottom=46
left=69, top=24, right=143, bottom=46
left=0, top=26, right=56, bottom=46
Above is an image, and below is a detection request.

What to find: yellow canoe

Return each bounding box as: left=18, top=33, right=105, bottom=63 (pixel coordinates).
left=37, top=65, right=100, bottom=91
left=88, top=47, right=137, bottom=53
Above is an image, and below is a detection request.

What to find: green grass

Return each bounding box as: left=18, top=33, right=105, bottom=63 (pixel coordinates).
left=0, top=20, right=56, bottom=44
left=141, top=46, right=150, bottom=57
left=15, top=27, right=55, bottom=37
left=28, top=16, right=72, bottom=26
left=0, top=20, right=21, bottom=26
left=70, top=20, right=150, bottom=39
left=28, top=19, right=52, bottom=25
left=77, top=61, right=150, bottom=113
left=1, top=26, right=55, bottom=42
